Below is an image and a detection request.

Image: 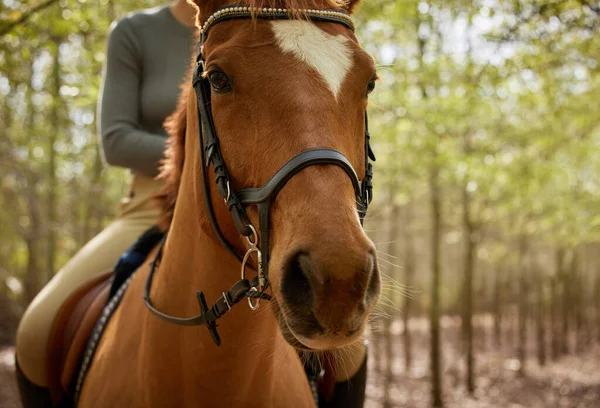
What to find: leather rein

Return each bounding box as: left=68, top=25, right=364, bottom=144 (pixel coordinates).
left=143, top=5, right=375, bottom=346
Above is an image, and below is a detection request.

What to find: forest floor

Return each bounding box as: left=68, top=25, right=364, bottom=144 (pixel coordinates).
left=365, top=316, right=600, bottom=407
left=1, top=316, right=599, bottom=407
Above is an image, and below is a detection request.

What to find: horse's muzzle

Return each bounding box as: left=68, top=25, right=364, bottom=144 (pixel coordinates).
left=278, top=247, right=380, bottom=349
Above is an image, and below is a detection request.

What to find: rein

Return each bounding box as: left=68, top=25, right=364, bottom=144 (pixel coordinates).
left=143, top=5, right=375, bottom=346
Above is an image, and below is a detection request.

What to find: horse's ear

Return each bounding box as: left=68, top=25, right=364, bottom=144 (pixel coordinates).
left=188, top=0, right=223, bottom=23
left=340, top=0, right=361, bottom=14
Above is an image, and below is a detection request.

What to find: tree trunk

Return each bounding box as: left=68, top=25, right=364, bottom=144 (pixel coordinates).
left=596, top=271, right=600, bottom=343
left=570, top=250, right=585, bottom=354
left=382, top=198, right=401, bottom=408
left=82, top=146, right=105, bottom=244
left=371, top=316, right=383, bottom=386
left=429, top=163, right=443, bottom=408
left=23, top=232, right=41, bottom=304
left=517, top=235, right=528, bottom=376
left=414, top=11, right=443, bottom=406
left=46, top=40, right=62, bottom=283
left=558, top=248, right=569, bottom=355
left=403, top=204, right=415, bottom=374
left=493, top=265, right=503, bottom=349
left=535, top=265, right=546, bottom=366
left=461, top=153, right=476, bottom=394
left=382, top=315, right=394, bottom=408
left=22, top=57, right=43, bottom=304
left=550, top=276, right=560, bottom=360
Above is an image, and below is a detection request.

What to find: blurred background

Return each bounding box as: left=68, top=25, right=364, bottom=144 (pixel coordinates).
left=1, top=0, right=599, bottom=407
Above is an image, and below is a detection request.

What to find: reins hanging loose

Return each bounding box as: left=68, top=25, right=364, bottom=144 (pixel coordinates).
left=143, top=5, right=375, bottom=345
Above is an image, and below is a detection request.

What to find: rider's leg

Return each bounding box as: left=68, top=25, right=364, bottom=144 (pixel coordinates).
left=15, top=175, right=161, bottom=387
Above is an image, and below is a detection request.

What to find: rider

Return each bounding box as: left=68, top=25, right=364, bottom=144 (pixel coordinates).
left=15, top=1, right=196, bottom=405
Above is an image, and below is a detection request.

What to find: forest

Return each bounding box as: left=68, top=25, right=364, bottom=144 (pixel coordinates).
left=1, top=0, right=599, bottom=407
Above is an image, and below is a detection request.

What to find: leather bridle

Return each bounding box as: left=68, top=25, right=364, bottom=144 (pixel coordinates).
left=143, top=5, right=376, bottom=346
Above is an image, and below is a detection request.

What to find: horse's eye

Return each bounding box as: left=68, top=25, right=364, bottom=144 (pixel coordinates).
left=208, top=71, right=232, bottom=92
left=366, top=76, right=377, bottom=95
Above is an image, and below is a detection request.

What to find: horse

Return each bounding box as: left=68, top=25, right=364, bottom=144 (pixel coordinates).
left=77, top=1, right=380, bottom=406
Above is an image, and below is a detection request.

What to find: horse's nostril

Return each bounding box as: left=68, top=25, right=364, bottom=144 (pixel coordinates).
left=364, top=253, right=380, bottom=305
left=281, top=251, right=315, bottom=314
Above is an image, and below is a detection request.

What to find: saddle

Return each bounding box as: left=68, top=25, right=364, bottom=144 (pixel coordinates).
left=46, top=271, right=113, bottom=406
left=45, top=226, right=165, bottom=406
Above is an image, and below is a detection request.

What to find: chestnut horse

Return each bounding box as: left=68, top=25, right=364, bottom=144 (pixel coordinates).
left=77, top=0, right=379, bottom=406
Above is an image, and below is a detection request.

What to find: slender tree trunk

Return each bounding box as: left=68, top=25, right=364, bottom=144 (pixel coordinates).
left=382, top=315, right=394, bottom=408
left=414, top=10, right=443, bottom=405
left=23, top=57, right=42, bottom=304
left=535, top=265, right=546, bottom=366
left=414, top=11, right=443, bottom=406
left=517, top=235, right=528, bottom=376
left=461, top=147, right=476, bottom=394
left=550, top=276, right=560, bottom=360
left=403, top=204, right=415, bottom=374
left=506, top=265, right=518, bottom=351
left=493, top=265, right=503, bottom=349
left=46, top=41, right=62, bottom=283
left=595, top=271, right=600, bottom=343
left=570, top=250, right=585, bottom=354
left=558, top=248, right=569, bottom=355
left=461, top=206, right=476, bottom=393
left=24, top=232, right=41, bottom=304
left=82, top=147, right=104, bottom=243
left=382, top=197, right=400, bottom=408
left=430, top=163, right=443, bottom=408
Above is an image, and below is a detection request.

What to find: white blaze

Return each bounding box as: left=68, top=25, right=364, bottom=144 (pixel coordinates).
left=271, top=20, right=353, bottom=99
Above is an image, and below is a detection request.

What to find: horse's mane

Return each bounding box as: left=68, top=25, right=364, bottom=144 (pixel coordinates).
left=154, top=0, right=356, bottom=230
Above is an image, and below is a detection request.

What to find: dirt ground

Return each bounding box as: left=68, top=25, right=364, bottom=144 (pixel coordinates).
left=364, top=342, right=600, bottom=408
left=2, top=318, right=600, bottom=408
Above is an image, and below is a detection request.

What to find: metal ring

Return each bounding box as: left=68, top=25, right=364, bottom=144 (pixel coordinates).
left=245, top=224, right=258, bottom=247
left=240, top=246, right=261, bottom=280
left=247, top=287, right=260, bottom=310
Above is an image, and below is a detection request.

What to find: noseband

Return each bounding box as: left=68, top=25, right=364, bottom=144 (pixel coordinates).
left=144, top=5, right=376, bottom=345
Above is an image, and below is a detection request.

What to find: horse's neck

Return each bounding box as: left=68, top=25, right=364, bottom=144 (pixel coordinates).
left=149, top=218, right=241, bottom=315
left=142, top=198, right=305, bottom=400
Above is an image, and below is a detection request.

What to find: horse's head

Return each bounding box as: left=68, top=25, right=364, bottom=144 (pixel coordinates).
left=161, top=0, right=380, bottom=351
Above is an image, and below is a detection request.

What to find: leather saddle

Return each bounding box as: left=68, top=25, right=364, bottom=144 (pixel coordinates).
left=46, top=271, right=113, bottom=406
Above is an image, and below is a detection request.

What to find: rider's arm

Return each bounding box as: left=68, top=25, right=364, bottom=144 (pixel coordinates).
left=97, top=17, right=166, bottom=177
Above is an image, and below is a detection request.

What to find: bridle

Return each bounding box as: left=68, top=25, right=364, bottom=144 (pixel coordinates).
left=143, top=5, right=376, bottom=346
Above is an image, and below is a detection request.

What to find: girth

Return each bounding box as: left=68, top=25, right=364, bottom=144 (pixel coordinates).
left=143, top=5, right=375, bottom=345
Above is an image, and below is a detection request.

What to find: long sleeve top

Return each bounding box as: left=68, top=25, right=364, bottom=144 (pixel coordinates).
left=98, top=6, right=195, bottom=177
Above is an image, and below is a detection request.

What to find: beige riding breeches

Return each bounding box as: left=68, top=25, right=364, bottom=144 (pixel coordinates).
left=15, top=175, right=163, bottom=387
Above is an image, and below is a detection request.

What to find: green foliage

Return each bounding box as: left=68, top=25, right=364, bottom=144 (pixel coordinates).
left=0, top=0, right=161, bottom=300
left=0, top=0, right=598, bottom=305
left=360, top=0, right=599, bottom=249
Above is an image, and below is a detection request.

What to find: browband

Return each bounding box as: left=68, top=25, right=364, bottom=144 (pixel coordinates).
left=199, top=5, right=355, bottom=43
